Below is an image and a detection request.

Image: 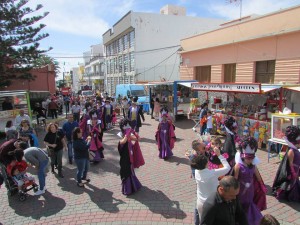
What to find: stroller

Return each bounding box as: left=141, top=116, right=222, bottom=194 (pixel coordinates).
left=0, top=162, right=39, bottom=201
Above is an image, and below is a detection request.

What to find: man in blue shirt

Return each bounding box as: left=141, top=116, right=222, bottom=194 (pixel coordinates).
left=62, top=115, right=79, bottom=164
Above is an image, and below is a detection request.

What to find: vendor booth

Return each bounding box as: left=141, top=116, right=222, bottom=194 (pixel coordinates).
left=191, top=83, right=300, bottom=150
left=0, top=91, right=32, bottom=131
left=146, top=80, right=198, bottom=119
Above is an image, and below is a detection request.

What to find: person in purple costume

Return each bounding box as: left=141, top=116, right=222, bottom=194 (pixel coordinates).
left=155, top=109, right=176, bottom=160
left=117, top=118, right=144, bottom=195
left=234, top=136, right=266, bottom=225
left=272, top=125, right=300, bottom=202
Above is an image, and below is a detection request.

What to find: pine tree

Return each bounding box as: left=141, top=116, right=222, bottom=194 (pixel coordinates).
left=0, top=0, right=51, bottom=88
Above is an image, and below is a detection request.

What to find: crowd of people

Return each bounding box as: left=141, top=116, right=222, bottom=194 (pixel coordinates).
left=0, top=94, right=299, bottom=225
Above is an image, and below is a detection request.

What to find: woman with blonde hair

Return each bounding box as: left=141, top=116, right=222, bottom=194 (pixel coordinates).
left=44, top=123, right=67, bottom=178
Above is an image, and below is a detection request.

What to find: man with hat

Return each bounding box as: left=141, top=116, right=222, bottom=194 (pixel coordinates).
left=127, top=96, right=145, bottom=133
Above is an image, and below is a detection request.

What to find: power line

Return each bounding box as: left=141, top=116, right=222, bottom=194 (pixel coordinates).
left=44, top=45, right=180, bottom=59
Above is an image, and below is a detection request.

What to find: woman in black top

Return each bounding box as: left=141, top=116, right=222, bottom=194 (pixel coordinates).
left=72, top=127, right=91, bottom=187
left=44, top=123, right=66, bottom=178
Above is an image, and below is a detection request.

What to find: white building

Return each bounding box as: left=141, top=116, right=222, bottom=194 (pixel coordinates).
left=83, top=44, right=105, bottom=92
left=102, top=5, right=225, bottom=95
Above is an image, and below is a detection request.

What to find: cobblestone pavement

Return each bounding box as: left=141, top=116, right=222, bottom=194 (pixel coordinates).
left=0, top=114, right=299, bottom=225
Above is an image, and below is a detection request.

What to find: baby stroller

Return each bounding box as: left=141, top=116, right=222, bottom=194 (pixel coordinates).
left=0, top=162, right=39, bottom=201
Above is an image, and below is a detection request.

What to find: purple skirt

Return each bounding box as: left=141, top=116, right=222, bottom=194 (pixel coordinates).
left=121, top=174, right=142, bottom=195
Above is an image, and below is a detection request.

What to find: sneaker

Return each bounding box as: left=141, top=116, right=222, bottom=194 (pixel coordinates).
left=34, top=189, right=45, bottom=196
left=42, top=186, right=47, bottom=191
left=192, top=127, right=196, bottom=132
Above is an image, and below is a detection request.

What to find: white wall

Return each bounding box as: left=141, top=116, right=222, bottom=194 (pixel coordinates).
left=132, top=12, right=224, bottom=82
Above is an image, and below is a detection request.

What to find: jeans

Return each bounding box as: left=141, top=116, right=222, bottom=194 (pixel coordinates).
left=200, top=123, right=207, bottom=135
left=73, top=113, right=80, bottom=122
left=38, top=159, right=49, bottom=190
left=75, top=158, right=89, bottom=183
left=67, top=141, right=73, bottom=160
left=50, top=109, right=57, bottom=119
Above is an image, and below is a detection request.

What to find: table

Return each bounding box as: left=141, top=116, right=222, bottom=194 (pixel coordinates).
left=188, top=114, right=200, bottom=131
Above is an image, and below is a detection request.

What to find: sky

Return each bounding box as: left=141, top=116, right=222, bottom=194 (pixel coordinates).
left=26, top=0, right=300, bottom=79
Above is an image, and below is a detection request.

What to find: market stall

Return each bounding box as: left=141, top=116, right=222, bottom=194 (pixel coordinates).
left=0, top=91, right=32, bottom=131
left=146, top=80, right=198, bottom=119
left=191, top=83, right=294, bottom=148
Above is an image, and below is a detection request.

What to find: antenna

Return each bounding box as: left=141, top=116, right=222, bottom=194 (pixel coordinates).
left=227, top=0, right=243, bottom=20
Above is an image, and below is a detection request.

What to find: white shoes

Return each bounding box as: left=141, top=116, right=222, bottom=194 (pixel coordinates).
left=34, top=189, right=45, bottom=196
left=192, top=127, right=196, bottom=132
left=42, top=186, right=47, bottom=191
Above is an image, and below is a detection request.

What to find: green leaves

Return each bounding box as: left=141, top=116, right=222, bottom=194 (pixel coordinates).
left=0, top=0, right=52, bottom=88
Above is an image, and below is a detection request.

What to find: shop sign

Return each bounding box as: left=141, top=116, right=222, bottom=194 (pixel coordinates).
left=191, top=83, right=261, bottom=93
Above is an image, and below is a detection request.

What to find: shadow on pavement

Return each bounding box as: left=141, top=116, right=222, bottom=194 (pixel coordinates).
left=85, top=183, right=125, bottom=213
left=165, top=155, right=190, bottom=166
left=128, top=186, right=187, bottom=219
left=8, top=190, right=66, bottom=220
left=141, top=137, right=156, bottom=144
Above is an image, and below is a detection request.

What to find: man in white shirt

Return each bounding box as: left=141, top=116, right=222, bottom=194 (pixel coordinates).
left=42, top=99, right=48, bottom=119
left=190, top=147, right=230, bottom=223
left=15, top=110, right=31, bottom=128
left=71, top=101, right=81, bottom=122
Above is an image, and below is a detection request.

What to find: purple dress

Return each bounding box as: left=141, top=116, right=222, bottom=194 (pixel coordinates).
left=237, top=163, right=263, bottom=225
left=285, top=148, right=300, bottom=201
left=158, top=121, right=173, bottom=159
left=118, top=140, right=142, bottom=195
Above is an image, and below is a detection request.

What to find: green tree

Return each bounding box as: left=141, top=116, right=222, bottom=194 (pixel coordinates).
left=0, top=0, right=51, bottom=88
left=32, top=55, right=60, bottom=74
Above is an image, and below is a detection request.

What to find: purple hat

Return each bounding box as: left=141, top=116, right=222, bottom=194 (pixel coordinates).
left=239, top=136, right=258, bottom=159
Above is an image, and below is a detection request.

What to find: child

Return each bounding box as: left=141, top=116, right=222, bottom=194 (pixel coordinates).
left=206, top=111, right=213, bottom=134
left=234, top=136, right=266, bottom=225
left=11, top=167, right=35, bottom=193
left=207, top=137, right=229, bottom=170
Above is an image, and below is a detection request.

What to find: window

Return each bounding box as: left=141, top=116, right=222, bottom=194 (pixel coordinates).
left=129, top=30, right=135, bottom=48
left=255, top=60, right=275, bottom=83
left=124, top=54, right=129, bottom=72
left=118, top=38, right=123, bottom=53
left=106, top=60, right=110, bottom=75
left=118, top=56, right=123, bottom=73
left=110, top=59, right=114, bottom=74
left=130, top=52, right=135, bottom=71
left=195, top=66, right=211, bottom=82
left=124, top=34, right=128, bottom=50
left=224, top=64, right=236, bottom=82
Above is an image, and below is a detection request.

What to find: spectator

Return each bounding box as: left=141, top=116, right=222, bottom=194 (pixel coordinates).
left=5, top=120, right=17, bottom=141
left=0, top=140, right=27, bottom=166
left=48, top=99, right=59, bottom=119
left=18, top=119, right=38, bottom=147
left=150, top=95, right=155, bottom=119
left=191, top=148, right=230, bottom=223
left=42, top=98, right=49, bottom=119
left=2, top=97, right=13, bottom=110
left=153, top=98, right=160, bottom=119
left=23, top=147, right=49, bottom=196
left=15, top=109, right=31, bottom=128
left=206, top=111, right=213, bottom=134
left=72, top=127, right=91, bottom=187
left=200, top=176, right=248, bottom=225
left=33, top=103, right=46, bottom=125
left=71, top=101, right=81, bottom=122
left=62, top=114, right=79, bottom=164
left=199, top=103, right=208, bottom=135
left=44, top=123, right=67, bottom=178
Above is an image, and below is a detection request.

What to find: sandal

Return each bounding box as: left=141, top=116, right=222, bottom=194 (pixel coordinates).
left=77, top=182, right=85, bottom=188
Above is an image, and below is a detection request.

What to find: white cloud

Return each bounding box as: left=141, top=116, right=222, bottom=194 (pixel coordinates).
left=26, top=0, right=135, bottom=38
left=208, top=0, right=300, bottom=19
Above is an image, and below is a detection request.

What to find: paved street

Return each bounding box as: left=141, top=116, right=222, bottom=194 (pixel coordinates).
left=1, top=114, right=299, bottom=225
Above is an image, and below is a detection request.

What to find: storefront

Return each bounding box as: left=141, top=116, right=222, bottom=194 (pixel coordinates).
left=191, top=83, right=298, bottom=148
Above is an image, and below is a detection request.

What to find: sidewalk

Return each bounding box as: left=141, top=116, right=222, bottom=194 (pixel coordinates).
left=0, top=114, right=299, bottom=225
